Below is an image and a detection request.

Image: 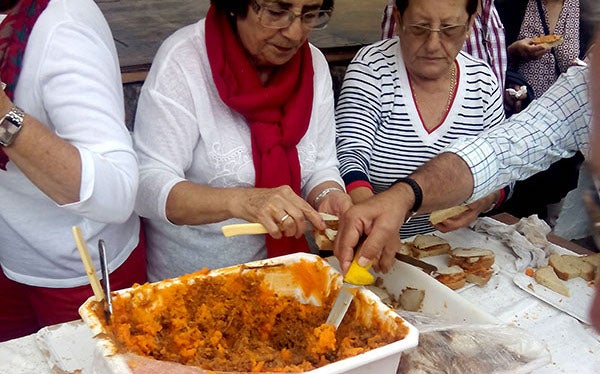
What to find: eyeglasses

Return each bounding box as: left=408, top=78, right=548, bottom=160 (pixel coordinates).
left=402, top=23, right=468, bottom=40
left=251, top=0, right=333, bottom=30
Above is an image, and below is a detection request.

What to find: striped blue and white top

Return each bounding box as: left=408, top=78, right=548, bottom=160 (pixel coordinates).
left=335, top=38, right=505, bottom=238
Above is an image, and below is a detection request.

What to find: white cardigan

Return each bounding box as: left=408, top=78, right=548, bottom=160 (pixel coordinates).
left=133, top=19, right=342, bottom=281
left=0, top=0, right=139, bottom=287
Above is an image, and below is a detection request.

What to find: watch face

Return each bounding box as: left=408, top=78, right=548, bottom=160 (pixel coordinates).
left=0, top=106, right=24, bottom=146
left=0, top=120, right=19, bottom=136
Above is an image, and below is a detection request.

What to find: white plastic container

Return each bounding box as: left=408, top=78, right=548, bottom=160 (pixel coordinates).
left=79, top=253, right=419, bottom=374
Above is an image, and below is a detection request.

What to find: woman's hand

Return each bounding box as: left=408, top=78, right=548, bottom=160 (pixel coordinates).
left=315, top=188, right=353, bottom=218
left=239, top=185, right=325, bottom=240
left=433, top=191, right=498, bottom=232
left=507, top=38, right=548, bottom=61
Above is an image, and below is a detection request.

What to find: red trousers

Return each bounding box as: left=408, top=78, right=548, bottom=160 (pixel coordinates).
left=0, top=230, right=146, bottom=342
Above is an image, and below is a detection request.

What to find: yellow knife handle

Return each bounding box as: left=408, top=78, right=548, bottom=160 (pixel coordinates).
left=343, top=243, right=374, bottom=285
left=221, top=223, right=268, bottom=237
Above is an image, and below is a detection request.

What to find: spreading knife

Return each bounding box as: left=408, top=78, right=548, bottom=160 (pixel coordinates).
left=395, top=252, right=438, bottom=275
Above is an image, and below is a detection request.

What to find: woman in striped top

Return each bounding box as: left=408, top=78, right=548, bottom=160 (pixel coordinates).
left=336, top=0, right=506, bottom=239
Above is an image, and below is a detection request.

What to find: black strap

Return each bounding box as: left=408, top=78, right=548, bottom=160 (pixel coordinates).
left=535, top=0, right=561, bottom=75
left=391, top=177, right=423, bottom=214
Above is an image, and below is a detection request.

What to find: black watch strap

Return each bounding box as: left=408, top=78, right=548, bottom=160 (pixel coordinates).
left=391, top=177, right=423, bottom=214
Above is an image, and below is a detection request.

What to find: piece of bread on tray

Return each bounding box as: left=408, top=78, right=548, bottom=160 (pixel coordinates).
left=411, top=234, right=451, bottom=258
left=534, top=266, right=569, bottom=297
left=582, top=253, right=600, bottom=280
left=429, top=205, right=469, bottom=225
left=465, top=267, right=494, bottom=286
left=531, top=34, right=564, bottom=48
left=435, top=265, right=466, bottom=290
left=399, top=287, right=425, bottom=312
left=548, top=253, right=595, bottom=282
left=449, top=247, right=495, bottom=272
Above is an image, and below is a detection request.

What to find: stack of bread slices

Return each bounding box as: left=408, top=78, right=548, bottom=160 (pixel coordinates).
left=448, top=247, right=496, bottom=287
left=400, top=234, right=495, bottom=290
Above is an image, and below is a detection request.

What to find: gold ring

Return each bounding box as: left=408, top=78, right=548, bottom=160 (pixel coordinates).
left=279, top=214, right=290, bottom=224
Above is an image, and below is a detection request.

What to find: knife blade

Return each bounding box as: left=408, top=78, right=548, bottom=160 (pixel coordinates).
left=395, top=252, right=438, bottom=275
left=325, top=236, right=373, bottom=329
left=325, top=283, right=358, bottom=328
left=98, top=239, right=113, bottom=321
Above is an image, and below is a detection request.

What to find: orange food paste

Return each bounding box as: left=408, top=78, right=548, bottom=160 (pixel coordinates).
left=95, top=259, right=409, bottom=372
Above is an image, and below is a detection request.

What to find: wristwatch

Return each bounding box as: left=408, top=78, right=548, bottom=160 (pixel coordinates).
left=0, top=105, right=25, bottom=147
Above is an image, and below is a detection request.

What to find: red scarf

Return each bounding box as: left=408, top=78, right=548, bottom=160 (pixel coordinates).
left=0, top=0, right=50, bottom=170
left=205, top=6, right=313, bottom=257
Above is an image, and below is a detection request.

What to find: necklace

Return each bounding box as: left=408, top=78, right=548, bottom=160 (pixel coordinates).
left=411, top=63, right=457, bottom=126
left=443, top=63, right=457, bottom=113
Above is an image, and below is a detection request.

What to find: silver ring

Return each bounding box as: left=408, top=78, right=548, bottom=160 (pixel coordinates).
left=279, top=214, right=290, bottom=224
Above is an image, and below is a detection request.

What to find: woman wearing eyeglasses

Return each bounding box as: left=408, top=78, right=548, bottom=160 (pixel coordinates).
left=133, top=0, right=352, bottom=281
left=335, top=0, right=505, bottom=251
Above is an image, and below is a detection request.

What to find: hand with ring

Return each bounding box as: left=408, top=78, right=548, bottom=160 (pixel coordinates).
left=235, top=185, right=326, bottom=240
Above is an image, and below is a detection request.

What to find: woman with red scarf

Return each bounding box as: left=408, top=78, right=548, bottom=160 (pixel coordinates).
left=0, top=0, right=146, bottom=341
left=133, top=0, right=351, bottom=282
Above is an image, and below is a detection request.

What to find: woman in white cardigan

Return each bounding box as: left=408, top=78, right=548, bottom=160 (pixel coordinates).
left=0, top=0, right=146, bottom=341
left=133, top=0, right=351, bottom=282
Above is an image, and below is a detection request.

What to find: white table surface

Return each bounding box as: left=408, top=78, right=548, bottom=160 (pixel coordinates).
left=1, top=217, right=599, bottom=374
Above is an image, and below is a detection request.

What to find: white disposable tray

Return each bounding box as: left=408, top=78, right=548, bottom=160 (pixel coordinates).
left=80, top=253, right=418, bottom=374
left=512, top=243, right=596, bottom=325
left=513, top=272, right=594, bottom=325
left=328, top=257, right=499, bottom=325
left=35, top=321, right=95, bottom=373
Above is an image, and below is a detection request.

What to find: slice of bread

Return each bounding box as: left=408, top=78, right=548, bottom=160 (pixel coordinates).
left=534, top=266, right=569, bottom=297
left=548, top=253, right=595, bottom=281
left=429, top=205, right=469, bottom=225
left=582, top=253, right=600, bottom=280
left=531, top=34, right=564, bottom=48
left=435, top=265, right=466, bottom=290
left=397, top=241, right=415, bottom=256
left=399, top=287, right=425, bottom=312
left=582, top=253, right=600, bottom=267
left=314, top=228, right=337, bottom=250
left=411, top=234, right=451, bottom=258
left=465, top=267, right=494, bottom=286
left=313, top=213, right=339, bottom=250
left=449, top=247, right=495, bottom=272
